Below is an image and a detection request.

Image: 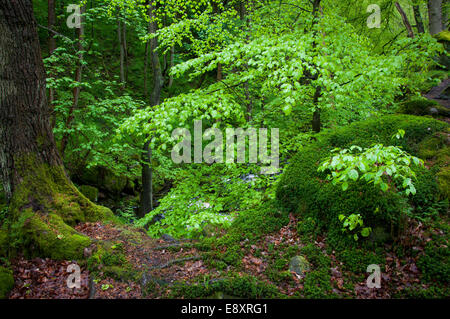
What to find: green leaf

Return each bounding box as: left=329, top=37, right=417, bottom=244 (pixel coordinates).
left=361, top=227, right=371, bottom=237
left=348, top=169, right=359, bottom=181
left=342, top=182, right=349, bottom=191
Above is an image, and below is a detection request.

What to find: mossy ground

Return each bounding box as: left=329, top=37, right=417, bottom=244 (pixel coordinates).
left=0, top=266, right=14, bottom=299
left=2, top=114, right=449, bottom=299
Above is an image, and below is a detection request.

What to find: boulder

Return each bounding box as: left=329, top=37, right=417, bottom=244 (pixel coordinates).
left=79, top=185, right=99, bottom=202
left=289, top=255, right=311, bottom=276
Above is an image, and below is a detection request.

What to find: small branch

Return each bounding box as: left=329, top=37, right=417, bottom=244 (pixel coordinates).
left=394, top=2, right=414, bottom=38
left=280, top=2, right=311, bottom=13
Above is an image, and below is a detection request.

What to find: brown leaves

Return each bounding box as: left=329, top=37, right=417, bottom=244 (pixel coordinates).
left=9, top=258, right=90, bottom=299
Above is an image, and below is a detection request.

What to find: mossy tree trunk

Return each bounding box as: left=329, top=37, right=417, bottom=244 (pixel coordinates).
left=0, top=0, right=112, bottom=260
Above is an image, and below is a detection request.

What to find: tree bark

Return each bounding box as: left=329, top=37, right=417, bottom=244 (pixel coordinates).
left=60, top=5, right=85, bottom=157
left=118, top=17, right=126, bottom=87
left=0, top=0, right=111, bottom=259
left=428, top=0, right=444, bottom=35
left=47, top=0, right=56, bottom=117
left=0, top=0, right=61, bottom=200
left=412, top=5, right=425, bottom=34
left=311, top=0, right=322, bottom=133
left=139, top=2, right=164, bottom=218
left=395, top=2, right=415, bottom=38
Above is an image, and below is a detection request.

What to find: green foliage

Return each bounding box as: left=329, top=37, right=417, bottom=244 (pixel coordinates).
left=338, top=213, right=372, bottom=241
left=318, top=142, right=423, bottom=195
left=136, top=164, right=278, bottom=239
left=299, top=244, right=334, bottom=298
left=397, top=97, right=449, bottom=117
left=277, top=115, right=448, bottom=243
left=0, top=266, right=14, bottom=299
left=417, top=234, right=450, bottom=284
left=169, top=274, right=281, bottom=299
left=335, top=247, right=385, bottom=274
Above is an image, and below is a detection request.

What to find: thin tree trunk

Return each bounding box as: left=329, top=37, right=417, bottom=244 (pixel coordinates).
left=428, top=0, right=444, bottom=35
left=48, top=0, right=56, bottom=126
left=139, top=2, right=164, bottom=218
left=311, top=0, right=322, bottom=133
left=60, top=4, right=85, bottom=157
left=168, top=46, right=175, bottom=88
left=239, top=1, right=253, bottom=121
left=118, top=17, right=125, bottom=87
left=395, top=2, right=415, bottom=38
left=123, top=18, right=128, bottom=82
left=144, top=40, right=149, bottom=97
left=412, top=5, right=425, bottom=34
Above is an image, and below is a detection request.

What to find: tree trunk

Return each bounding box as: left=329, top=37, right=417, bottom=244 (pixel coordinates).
left=428, top=0, right=444, bottom=35
left=47, top=0, right=56, bottom=119
left=168, top=46, right=175, bottom=88
left=395, top=2, right=415, bottom=38
left=139, top=2, right=164, bottom=218
left=118, top=17, right=126, bottom=87
left=412, top=5, right=425, bottom=34
left=0, top=0, right=111, bottom=259
left=311, top=0, right=322, bottom=133
left=123, top=18, right=129, bottom=83
left=60, top=5, right=85, bottom=157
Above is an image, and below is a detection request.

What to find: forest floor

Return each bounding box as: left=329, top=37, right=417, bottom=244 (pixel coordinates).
left=7, top=213, right=441, bottom=299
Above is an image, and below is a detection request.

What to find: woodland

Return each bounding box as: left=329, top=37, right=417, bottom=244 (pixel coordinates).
left=0, top=0, right=449, bottom=299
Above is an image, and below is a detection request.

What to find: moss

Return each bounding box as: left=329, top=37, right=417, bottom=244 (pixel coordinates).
left=103, top=171, right=127, bottom=195
left=0, top=227, right=7, bottom=257
left=86, top=241, right=137, bottom=281
left=436, top=166, right=450, bottom=201
left=277, top=115, right=448, bottom=243
left=335, top=247, right=385, bottom=274
left=6, top=154, right=113, bottom=260
left=302, top=269, right=336, bottom=299
left=297, top=217, right=319, bottom=241
left=397, top=97, right=449, bottom=117
left=79, top=185, right=99, bottom=202
left=397, top=284, right=450, bottom=299
left=0, top=266, right=14, bottom=299
left=9, top=210, right=91, bottom=260
left=417, top=233, right=449, bottom=284
left=434, top=30, right=450, bottom=43
left=169, top=275, right=281, bottom=299
left=418, top=135, right=447, bottom=159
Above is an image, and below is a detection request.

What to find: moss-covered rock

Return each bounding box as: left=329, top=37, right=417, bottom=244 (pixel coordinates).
left=79, top=185, right=99, bottom=202
left=0, top=266, right=14, bottom=299
left=434, top=30, right=450, bottom=43
left=436, top=166, right=450, bottom=201
left=397, top=97, right=449, bottom=117
left=289, top=256, right=311, bottom=275
left=103, top=171, right=127, bottom=195
left=276, top=115, right=448, bottom=242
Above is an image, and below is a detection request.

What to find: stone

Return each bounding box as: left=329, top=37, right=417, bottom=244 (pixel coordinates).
left=79, top=185, right=99, bottom=202
left=289, top=255, right=311, bottom=276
